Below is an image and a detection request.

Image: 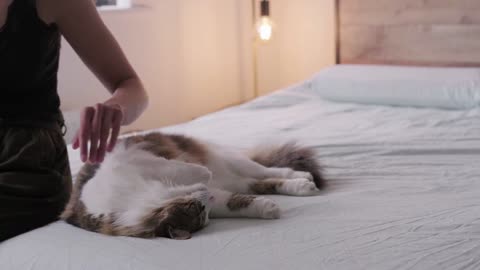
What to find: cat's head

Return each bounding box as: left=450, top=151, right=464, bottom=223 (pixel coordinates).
left=155, top=190, right=212, bottom=240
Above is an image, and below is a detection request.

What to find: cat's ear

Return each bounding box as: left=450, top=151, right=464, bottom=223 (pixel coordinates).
left=167, top=226, right=192, bottom=240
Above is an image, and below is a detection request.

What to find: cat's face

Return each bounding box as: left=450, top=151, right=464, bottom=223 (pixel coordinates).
left=156, top=191, right=212, bottom=240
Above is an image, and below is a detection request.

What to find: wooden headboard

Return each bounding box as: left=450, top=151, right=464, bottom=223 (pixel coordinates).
left=336, top=0, right=480, bottom=67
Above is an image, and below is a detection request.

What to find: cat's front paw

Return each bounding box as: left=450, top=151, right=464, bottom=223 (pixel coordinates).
left=191, top=165, right=213, bottom=184
left=283, top=178, right=318, bottom=196
left=188, top=183, right=209, bottom=194
left=191, top=189, right=212, bottom=207
left=254, top=197, right=281, bottom=219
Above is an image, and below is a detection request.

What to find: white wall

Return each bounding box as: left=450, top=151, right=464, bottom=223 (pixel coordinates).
left=59, top=0, right=251, bottom=135
left=58, top=0, right=335, bottom=136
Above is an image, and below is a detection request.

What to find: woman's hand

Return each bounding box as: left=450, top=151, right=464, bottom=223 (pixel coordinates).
left=72, top=103, right=123, bottom=164
left=43, top=0, right=148, bottom=163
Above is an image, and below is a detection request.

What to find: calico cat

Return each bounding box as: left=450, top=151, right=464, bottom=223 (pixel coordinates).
left=61, top=132, right=324, bottom=240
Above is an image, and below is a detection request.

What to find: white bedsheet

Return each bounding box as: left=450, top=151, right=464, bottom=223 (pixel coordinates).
left=1, top=84, right=480, bottom=270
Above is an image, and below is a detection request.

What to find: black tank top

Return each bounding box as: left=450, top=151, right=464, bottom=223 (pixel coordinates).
left=0, top=0, right=61, bottom=122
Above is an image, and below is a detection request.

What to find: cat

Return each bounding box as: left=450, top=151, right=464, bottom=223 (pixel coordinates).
left=61, top=132, right=325, bottom=240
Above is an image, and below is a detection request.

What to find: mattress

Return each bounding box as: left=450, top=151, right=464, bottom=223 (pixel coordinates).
left=1, top=70, right=480, bottom=270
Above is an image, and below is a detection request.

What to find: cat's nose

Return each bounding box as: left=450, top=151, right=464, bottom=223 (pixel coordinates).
left=209, top=195, right=215, bottom=203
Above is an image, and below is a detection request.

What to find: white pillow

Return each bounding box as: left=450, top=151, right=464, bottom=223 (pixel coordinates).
left=308, top=64, right=480, bottom=109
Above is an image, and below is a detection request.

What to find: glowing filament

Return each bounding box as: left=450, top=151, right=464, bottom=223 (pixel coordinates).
left=257, top=16, right=273, bottom=41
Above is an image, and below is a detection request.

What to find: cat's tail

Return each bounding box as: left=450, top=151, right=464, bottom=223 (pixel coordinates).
left=249, top=142, right=326, bottom=189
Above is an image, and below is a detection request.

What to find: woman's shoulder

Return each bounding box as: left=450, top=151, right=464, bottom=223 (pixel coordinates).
left=7, top=0, right=56, bottom=28
left=35, top=0, right=57, bottom=26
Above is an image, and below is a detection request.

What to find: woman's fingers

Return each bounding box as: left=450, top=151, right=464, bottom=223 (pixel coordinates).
left=80, top=107, right=94, bottom=162
left=108, top=107, right=123, bottom=152
left=75, top=103, right=124, bottom=163
left=88, top=104, right=104, bottom=163
left=72, top=132, right=80, bottom=149
left=97, top=107, right=114, bottom=162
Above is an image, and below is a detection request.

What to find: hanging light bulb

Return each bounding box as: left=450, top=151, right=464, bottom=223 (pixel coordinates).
left=256, top=0, right=273, bottom=41
left=257, top=17, right=273, bottom=41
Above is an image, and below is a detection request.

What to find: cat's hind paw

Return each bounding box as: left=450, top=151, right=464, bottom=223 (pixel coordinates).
left=282, top=178, right=318, bottom=196
left=290, top=171, right=314, bottom=182
left=254, top=197, right=281, bottom=219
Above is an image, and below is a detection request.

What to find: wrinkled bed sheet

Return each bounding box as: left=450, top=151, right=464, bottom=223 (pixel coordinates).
left=1, top=83, right=479, bottom=270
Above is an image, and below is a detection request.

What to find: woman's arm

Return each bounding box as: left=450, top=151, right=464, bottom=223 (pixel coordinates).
left=39, top=0, right=149, bottom=163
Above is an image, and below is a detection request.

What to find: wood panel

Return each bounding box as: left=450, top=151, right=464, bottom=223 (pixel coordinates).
left=341, top=0, right=480, bottom=10
left=338, top=0, right=480, bottom=66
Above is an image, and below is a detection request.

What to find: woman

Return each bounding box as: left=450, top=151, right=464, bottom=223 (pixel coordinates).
left=0, top=0, right=148, bottom=241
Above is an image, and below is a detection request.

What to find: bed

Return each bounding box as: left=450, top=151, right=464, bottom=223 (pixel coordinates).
left=1, top=64, right=479, bottom=270
left=1, top=1, right=480, bottom=269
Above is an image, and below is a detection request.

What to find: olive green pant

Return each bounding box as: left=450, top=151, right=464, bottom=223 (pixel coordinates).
left=0, top=124, right=72, bottom=241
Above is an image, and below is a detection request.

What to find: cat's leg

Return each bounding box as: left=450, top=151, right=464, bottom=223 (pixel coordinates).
left=249, top=178, right=318, bottom=196
left=143, top=158, right=212, bottom=186
left=217, top=155, right=318, bottom=196
left=165, top=183, right=210, bottom=199
left=224, top=153, right=313, bottom=181
left=209, top=188, right=280, bottom=219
